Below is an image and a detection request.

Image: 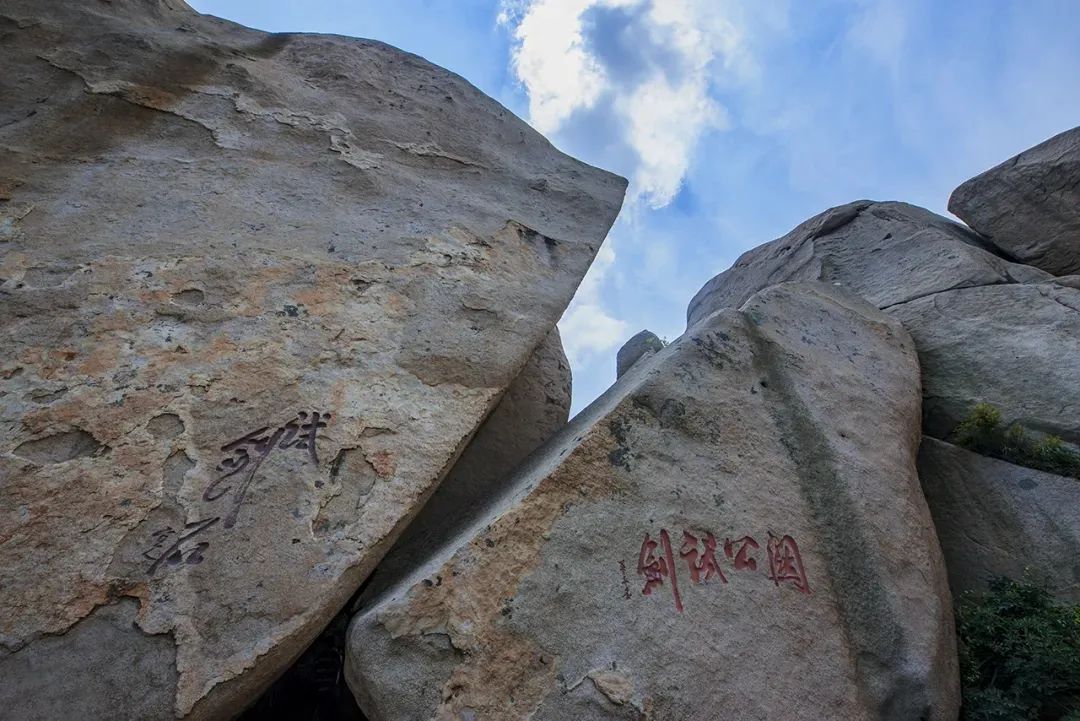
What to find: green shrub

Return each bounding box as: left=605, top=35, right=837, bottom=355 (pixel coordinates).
left=953, top=402, right=1004, bottom=454
left=950, top=404, right=1080, bottom=480
left=957, top=577, right=1080, bottom=720
left=1030, top=436, right=1080, bottom=478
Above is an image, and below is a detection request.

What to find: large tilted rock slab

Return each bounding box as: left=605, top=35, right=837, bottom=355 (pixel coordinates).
left=920, top=440, right=1080, bottom=604
left=918, top=437, right=1080, bottom=602
left=949, top=126, right=1080, bottom=276
left=888, top=282, right=1080, bottom=442
left=0, top=2, right=626, bottom=719
left=687, top=200, right=1048, bottom=328
left=364, top=327, right=571, bottom=597
left=684, top=200, right=1079, bottom=444
left=347, top=282, right=958, bottom=721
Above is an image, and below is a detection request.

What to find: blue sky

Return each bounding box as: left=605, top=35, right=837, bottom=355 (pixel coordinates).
left=191, top=0, right=1080, bottom=413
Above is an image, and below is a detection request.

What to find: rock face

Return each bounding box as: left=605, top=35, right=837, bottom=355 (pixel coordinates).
left=918, top=437, right=1080, bottom=602
left=888, top=282, right=1080, bottom=442
left=686, top=200, right=1049, bottom=328
left=684, top=199, right=1080, bottom=444
left=363, top=328, right=571, bottom=597
left=346, top=282, right=958, bottom=721
left=0, top=2, right=625, bottom=719
left=949, top=126, right=1080, bottom=276
left=615, top=329, right=664, bottom=379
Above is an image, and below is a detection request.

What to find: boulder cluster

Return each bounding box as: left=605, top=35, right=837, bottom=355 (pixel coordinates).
left=0, top=2, right=1077, bottom=720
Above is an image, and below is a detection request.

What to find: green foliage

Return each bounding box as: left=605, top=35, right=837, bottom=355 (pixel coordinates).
left=1030, top=436, right=1080, bottom=478
left=950, top=403, right=1080, bottom=479
left=953, top=403, right=1005, bottom=455
left=957, top=577, right=1080, bottom=720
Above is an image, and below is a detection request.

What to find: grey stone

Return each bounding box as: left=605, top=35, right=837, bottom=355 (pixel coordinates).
left=364, top=328, right=571, bottom=598
left=346, top=282, right=957, bottom=721
left=0, top=1, right=625, bottom=718
left=918, top=437, right=1080, bottom=601
left=0, top=600, right=178, bottom=721
left=1054, top=274, right=1080, bottom=290
left=615, top=329, right=664, bottom=378
left=888, top=283, right=1080, bottom=443
left=686, top=200, right=1049, bottom=328
left=949, top=126, right=1080, bottom=276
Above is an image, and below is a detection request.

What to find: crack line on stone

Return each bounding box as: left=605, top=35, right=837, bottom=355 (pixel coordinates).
left=879, top=276, right=1030, bottom=311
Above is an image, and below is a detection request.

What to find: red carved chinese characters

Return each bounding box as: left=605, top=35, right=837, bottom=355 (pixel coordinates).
left=638, top=529, right=684, bottom=612
left=766, top=532, right=811, bottom=595
left=629, top=527, right=811, bottom=611
left=724, top=535, right=760, bottom=571
left=680, top=531, right=727, bottom=584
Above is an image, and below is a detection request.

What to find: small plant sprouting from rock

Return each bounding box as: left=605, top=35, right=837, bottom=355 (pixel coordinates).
left=951, top=403, right=1080, bottom=479
left=956, top=576, right=1080, bottom=720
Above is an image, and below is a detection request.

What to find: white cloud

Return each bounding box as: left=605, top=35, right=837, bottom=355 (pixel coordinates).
left=499, top=0, right=613, bottom=134
left=499, top=0, right=753, bottom=208
left=502, top=0, right=762, bottom=382
left=620, top=75, right=727, bottom=206
left=558, top=237, right=627, bottom=365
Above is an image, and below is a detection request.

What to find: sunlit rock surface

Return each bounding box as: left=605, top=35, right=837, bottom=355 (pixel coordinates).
left=950, top=125, right=1080, bottom=276
left=0, top=1, right=625, bottom=718
left=346, top=282, right=958, bottom=721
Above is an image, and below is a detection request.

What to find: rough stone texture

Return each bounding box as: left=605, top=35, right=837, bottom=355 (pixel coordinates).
left=888, top=282, right=1080, bottom=442
left=918, top=437, right=1080, bottom=602
left=683, top=200, right=1080, bottom=445
left=0, top=2, right=626, bottom=719
left=686, top=200, right=1049, bottom=328
left=363, top=327, right=571, bottom=597
left=346, top=282, right=958, bottom=721
left=949, top=126, right=1080, bottom=276
left=615, top=329, right=663, bottom=379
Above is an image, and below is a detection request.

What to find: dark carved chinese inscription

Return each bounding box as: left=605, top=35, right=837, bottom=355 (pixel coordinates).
left=143, top=517, right=220, bottom=575
left=144, top=410, right=330, bottom=575
left=632, top=528, right=810, bottom=612
left=205, top=411, right=329, bottom=529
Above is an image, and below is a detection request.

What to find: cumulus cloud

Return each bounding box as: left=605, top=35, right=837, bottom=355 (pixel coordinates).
left=500, top=0, right=761, bottom=367
left=557, top=237, right=627, bottom=366
left=500, top=0, right=752, bottom=208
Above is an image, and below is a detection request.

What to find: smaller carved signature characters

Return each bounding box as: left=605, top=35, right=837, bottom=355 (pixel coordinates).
left=144, top=410, right=330, bottom=576
left=143, top=517, right=220, bottom=575
left=631, top=528, right=810, bottom=613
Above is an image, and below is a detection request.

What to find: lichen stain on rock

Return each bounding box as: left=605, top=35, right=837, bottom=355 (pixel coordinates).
left=172, top=288, right=205, bottom=306
left=162, top=449, right=196, bottom=495
left=12, top=428, right=106, bottom=464
left=147, top=413, right=186, bottom=439
left=376, top=425, right=624, bottom=720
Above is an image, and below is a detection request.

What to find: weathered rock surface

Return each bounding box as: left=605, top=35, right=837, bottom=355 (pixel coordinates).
left=363, top=328, right=571, bottom=597
left=918, top=437, right=1080, bottom=601
left=0, top=1, right=625, bottom=719
left=346, top=282, right=957, bottom=721
left=686, top=200, right=1049, bottom=328
left=949, top=126, right=1080, bottom=276
left=888, top=282, right=1080, bottom=442
left=684, top=200, right=1080, bottom=445
left=615, top=329, right=663, bottom=379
